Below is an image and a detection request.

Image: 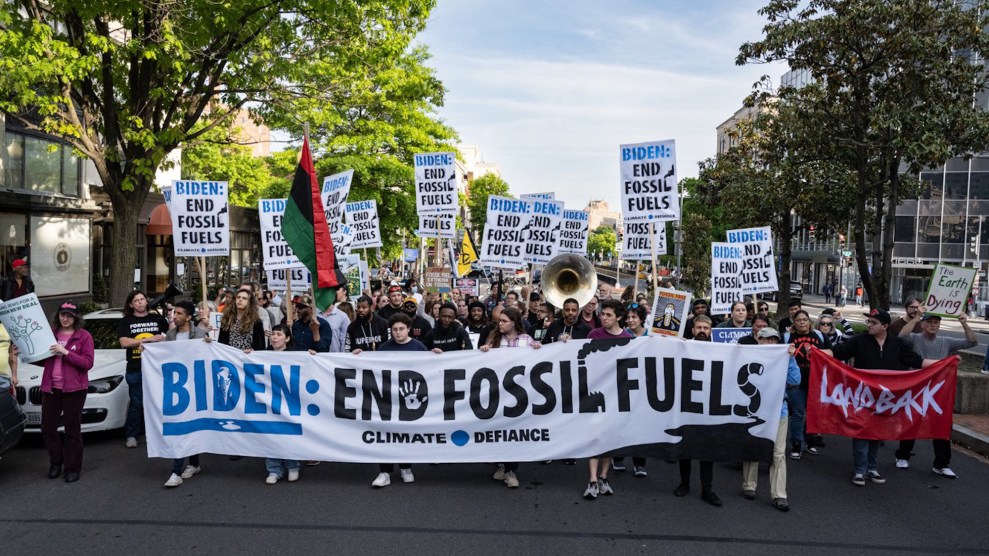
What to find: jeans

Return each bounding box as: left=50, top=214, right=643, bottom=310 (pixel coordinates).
left=266, top=458, right=300, bottom=478
left=852, top=438, right=879, bottom=475
left=172, top=455, right=201, bottom=475
left=125, top=371, right=144, bottom=438
left=895, top=439, right=952, bottom=469
left=41, top=389, right=87, bottom=473
left=786, top=388, right=807, bottom=451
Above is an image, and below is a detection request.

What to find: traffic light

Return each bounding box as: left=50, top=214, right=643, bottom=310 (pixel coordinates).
left=971, top=233, right=980, bottom=255
left=838, top=234, right=845, bottom=251
left=809, top=225, right=816, bottom=241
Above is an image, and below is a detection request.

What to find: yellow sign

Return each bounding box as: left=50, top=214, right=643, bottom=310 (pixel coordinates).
left=457, top=232, right=478, bottom=277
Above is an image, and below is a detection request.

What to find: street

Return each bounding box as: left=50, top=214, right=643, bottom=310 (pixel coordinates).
left=2, top=429, right=988, bottom=555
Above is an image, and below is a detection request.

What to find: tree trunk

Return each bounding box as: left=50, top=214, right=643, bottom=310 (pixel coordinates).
left=853, top=145, right=873, bottom=310
left=775, top=212, right=793, bottom=318
left=106, top=183, right=151, bottom=307
left=877, top=154, right=901, bottom=309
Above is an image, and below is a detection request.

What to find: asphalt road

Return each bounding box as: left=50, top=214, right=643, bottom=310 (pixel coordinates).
left=2, top=430, right=988, bottom=555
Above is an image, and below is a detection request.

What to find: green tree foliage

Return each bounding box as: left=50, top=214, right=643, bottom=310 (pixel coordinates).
left=0, top=0, right=438, bottom=305
left=679, top=177, right=726, bottom=296
left=466, top=174, right=511, bottom=244
left=181, top=126, right=273, bottom=208
left=588, top=226, right=617, bottom=261
left=739, top=0, right=989, bottom=308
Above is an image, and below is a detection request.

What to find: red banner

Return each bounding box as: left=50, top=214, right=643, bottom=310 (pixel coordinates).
left=807, top=349, right=957, bottom=440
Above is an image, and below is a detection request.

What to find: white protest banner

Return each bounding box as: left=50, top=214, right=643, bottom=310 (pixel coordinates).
left=726, top=226, right=777, bottom=295
left=522, top=198, right=564, bottom=265
left=924, top=264, right=978, bottom=317
left=320, top=169, right=354, bottom=235
left=711, top=242, right=744, bottom=314
left=559, top=210, right=589, bottom=255
left=170, top=180, right=229, bottom=256
left=161, top=184, right=173, bottom=212
left=621, top=222, right=664, bottom=261
left=0, top=293, right=57, bottom=363
left=417, top=212, right=457, bottom=239
left=619, top=139, right=679, bottom=222
left=344, top=200, right=382, bottom=249
left=650, top=288, right=692, bottom=338
left=480, top=195, right=531, bottom=269
left=453, top=277, right=479, bottom=296
left=258, top=199, right=303, bottom=270
left=332, top=223, right=354, bottom=257
left=142, top=338, right=788, bottom=463
left=520, top=192, right=556, bottom=201
left=266, top=267, right=311, bottom=292
left=712, top=328, right=752, bottom=344
left=414, top=151, right=458, bottom=215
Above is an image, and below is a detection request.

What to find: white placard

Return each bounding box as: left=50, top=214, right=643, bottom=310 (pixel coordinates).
left=170, top=180, right=230, bottom=257
left=417, top=213, right=457, bottom=239
left=520, top=192, right=556, bottom=201
left=161, top=184, right=172, bottom=212
left=320, top=169, right=354, bottom=235
left=414, top=152, right=458, bottom=215
left=621, top=221, right=664, bottom=261
left=479, top=196, right=531, bottom=269
left=924, top=264, right=978, bottom=317
left=333, top=223, right=354, bottom=258
left=726, top=226, right=777, bottom=295
left=559, top=210, right=589, bottom=255
left=0, top=293, right=57, bottom=363
left=258, top=199, right=303, bottom=270
left=711, top=242, right=745, bottom=314
left=522, top=199, right=564, bottom=265
left=344, top=200, right=382, bottom=249
left=266, top=267, right=312, bottom=292
left=619, top=139, right=679, bottom=222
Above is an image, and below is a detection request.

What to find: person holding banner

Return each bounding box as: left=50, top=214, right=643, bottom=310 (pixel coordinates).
left=819, top=308, right=939, bottom=487
left=675, top=315, right=722, bottom=506
left=480, top=306, right=541, bottom=488
left=611, top=302, right=650, bottom=476
left=684, top=300, right=719, bottom=340
left=41, top=302, right=94, bottom=483
left=542, top=298, right=591, bottom=344
left=289, top=295, right=331, bottom=353
left=424, top=303, right=473, bottom=352
left=163, top=301, right=209, bottom=488
left=0, top=323, right=18, bottom=387
left=219, top=290, right=266, bottom=353
left=263, top=324, right=310, bottom=485
left=118, top=290, right=169, bottom=449
left=785, top=310, right=830, bottom=459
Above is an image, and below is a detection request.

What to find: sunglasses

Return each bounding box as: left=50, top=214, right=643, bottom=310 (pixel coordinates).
left=819, top=321, right=833, bottom=327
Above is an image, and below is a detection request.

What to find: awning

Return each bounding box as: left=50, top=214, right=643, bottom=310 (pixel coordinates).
left=145, top=204, right=172, bottom=235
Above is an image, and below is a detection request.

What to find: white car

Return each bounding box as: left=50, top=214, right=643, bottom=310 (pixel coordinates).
left=15, top=309, right=130, bottom=433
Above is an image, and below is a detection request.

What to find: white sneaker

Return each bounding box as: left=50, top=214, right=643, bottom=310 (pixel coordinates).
left=164, top=473, right=183, bottom=488
left=400, top=468, right=414, bottom=483
left=265, top=473, right=279, bottom=485
left=287, top=468, right=300, bottom=482
left=504, top=470, right=519, bottom=488
left=895, top=459, right=909, bottom=469
left=371, top=472, right=391, bottom=488
left=933, top=467, right=958, bottom=479
left=493, top=464, right=506, bottom=481
left=125, top=437, right=138, bottom=449
left=181, top=465, right=201, bottom=479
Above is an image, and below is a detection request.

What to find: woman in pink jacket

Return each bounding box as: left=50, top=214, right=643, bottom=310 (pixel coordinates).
left=41, top=301, right=95, bottom=483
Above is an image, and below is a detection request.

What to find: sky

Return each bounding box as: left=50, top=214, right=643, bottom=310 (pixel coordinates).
left=416, top=0, right=788, bottom=212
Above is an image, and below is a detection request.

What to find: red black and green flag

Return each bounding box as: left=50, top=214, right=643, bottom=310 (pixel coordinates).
left=281, top=137, right=345, bottom=310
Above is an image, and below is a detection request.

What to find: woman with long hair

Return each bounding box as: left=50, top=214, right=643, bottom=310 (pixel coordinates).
left=218, top=289, right=265, bottom=352
left=41, top=301, right=95, bottom=483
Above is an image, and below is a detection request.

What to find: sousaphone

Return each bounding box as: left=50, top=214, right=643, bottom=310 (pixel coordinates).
left=540, top=254, right=598, bottom=309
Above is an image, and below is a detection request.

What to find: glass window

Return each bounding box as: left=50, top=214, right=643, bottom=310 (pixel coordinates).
left=918, top=216, right=941, bottom=242
left=920, top=172, right=943, bottom=200
left=946, top=158, right=969, bottom=172
left=894, top=216, right=916, bottom=242
left=62, top=149, right=79, bottom=196
left=918, top=200, right=941, bottom=216
left=24, top=135, right=61, bottom=193
left=944, top=172, right=968, bottom=200
left=943, top=216, right=965, bottom=244
left=5, top=132, right=24, bottom=190
left=971, top=172, right=989, bottom=200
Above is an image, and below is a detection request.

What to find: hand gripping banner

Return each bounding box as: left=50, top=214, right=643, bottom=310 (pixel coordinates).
left=142, top=339, right=788, bottom=463
left=807, top=349, right=957, bottom=441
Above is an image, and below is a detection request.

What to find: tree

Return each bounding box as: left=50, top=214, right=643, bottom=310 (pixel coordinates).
left=466, top=174, right=511, bottom=244
left=588, top=226, right=617, bottom=261
left=739, top=0, right=989, bottom=308
left=181, top=126, right=273, bottom=208
left=0, top=0, right=437, bottom=305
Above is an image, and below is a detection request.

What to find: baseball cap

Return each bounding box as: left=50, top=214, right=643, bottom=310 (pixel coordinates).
left=403, top=296, right=418, bottom=305
left=920, top=313, right=942, bottom=322
left=757, top=327, right=780, bottom=339
left=11, top=258, right=27, bottom=269
left=292, top=294, right=311, bottom=307
left=387, top=284, right=404, bottom=294
left=863, top=308, right=891, bottom=325
left=58, top=301, right=81, bottom=316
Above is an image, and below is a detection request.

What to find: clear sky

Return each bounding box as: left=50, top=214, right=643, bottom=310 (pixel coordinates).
left=416, top=0, right=788, bottom=212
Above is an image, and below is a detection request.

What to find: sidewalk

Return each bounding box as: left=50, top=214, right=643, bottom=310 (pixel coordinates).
left=953, top=415, right=989, bottom=460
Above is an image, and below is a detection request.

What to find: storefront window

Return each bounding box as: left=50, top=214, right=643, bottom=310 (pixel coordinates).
left=4, top=133, right=24, bottom=190
left=6, top=131, right=81, bottom=196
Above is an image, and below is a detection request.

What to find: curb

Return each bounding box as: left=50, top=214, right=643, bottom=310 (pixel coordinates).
left=952, top=424, right=989, bottom=457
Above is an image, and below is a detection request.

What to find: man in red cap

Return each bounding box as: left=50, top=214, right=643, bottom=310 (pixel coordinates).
left=1, top=258, right=34, bottom=301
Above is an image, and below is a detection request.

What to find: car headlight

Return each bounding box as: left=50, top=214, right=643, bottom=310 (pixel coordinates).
left=88, top=376, right=124, bottom=394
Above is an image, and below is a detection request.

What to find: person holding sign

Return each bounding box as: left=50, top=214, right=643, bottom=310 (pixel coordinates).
left=118, top=290, right=169, bottom=449
left=264, top=324, right=314, bottom=485
left=41, top=302, right=94, bottom=483
left=0, top=323, right=17, bottom=387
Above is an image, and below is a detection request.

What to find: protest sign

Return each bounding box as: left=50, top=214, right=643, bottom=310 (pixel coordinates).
left=417, top=212, right=457, bottom=239
left=209, top=312, right=222, bottom=342
left=621, top=221, right=664, bottom=261
left=414, top=152, right=458, bottom=215
left=169, top=180, right=229, bottom=256
left=0, top=293, right=57, bottom=363
left=404, top=249, right=420, bottom=263
left=332, top=223, right=354, bottom=258
left=339, top=254, right=363, bottom=296
left=161, top=184, right=172, bottom=212
left=710, top=242, right=744, bottom=314
left=559, top=210, right=589, bottom=255
left=520, top=192, right=556, bottom=201
left=712, top=328, right=752, bottom=344
left=266, top=267, right=311, bottom=292
left=142, top=338, right=788, bottom=463
left=424, top=266, right=453, bottom=293
left=522, top=198, right=564, bottom=265
left=480, top=195, right=531, bottom=269
left=320, top=169, right=353, bottom=235
left=650, top=288, right=691, bottom=338
left=258, top=198, right=303, bottom=270
left=619, top=139, right=679, bottom=222
left=726, top=226, right=777, bottom=295
left=344, top=200, right=382, bottom=249
left=453, top=277, right=479, bottom=296
left=924, top=263, right=977, bottom=317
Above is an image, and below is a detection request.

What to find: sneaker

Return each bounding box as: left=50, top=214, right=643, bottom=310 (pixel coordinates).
left=772, top=497, right=790, bottom=512
left=125, top=437, right=138, bottom=449
left=181, top=465, right=201, bottom=479
left=371, top=472, right=391, bottom=488
left=742, top=489, right=756, bottom=500
left=287, top=468, right=299, bottom=482
left=611, top=458, right=627, bottom=472
left=583, top=481, right=599, bottom=499
left=400, top=468, right=415, bottom=483
left=805, top=446, right=819, bottom=455
left=933, top=467, right=958, bottom=479
left=789, top=451, right=801, bottom=460
left=867, top=470, right=885, bottom=484
left=673, top=483, right=690, bottom=497
left=852, top=474, right=866, bottom=486
left=981, top=369, right=989, bottom=375
left=504, top=470, right=519, bottom=488
left=598, top=477, right=614, bottom=495
left=493, top=464, right=506, bottom=481
left=633, top=466, right=647, bottom=478
left=164, top=473, right=183, bottom=488
left=895, top=459, right=909, bottom=469
left=305, top=460, right=321, bottom=466
left=265, top=473, right=279, bottom=485
left=701, top=491, right=723, bottom=507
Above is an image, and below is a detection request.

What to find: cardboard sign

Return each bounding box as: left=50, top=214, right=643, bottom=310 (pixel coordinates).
left=258, top=198, right=304, bottom=270
left=320, top=169, right=354, bottom=235
left=522, top=198, right=564, bottom=265
left=619, top=139, right=679, bottom=222
left=424, top=266, right=452, bottom=293
left=417, top=213, right=457, bottom=239
left=924, top=264, right=977, bottom=317
left=0, top=293, right=58, bottom=363
left=414, top=152, right=458, bottom=215
left=726, top=226, right=777, bottom=295
left=712, top=327, right=752, bottom=344
left=479, top=195, right=531, bottom=270
left=559, top=210, right=589, bottom=255
left=711, top=242, right=744, bottom=314
left=650, top=287, right=692, bottom=338
left=169, top=180, right=230, bottom=256
left=344, top=199, right=382, bottom=249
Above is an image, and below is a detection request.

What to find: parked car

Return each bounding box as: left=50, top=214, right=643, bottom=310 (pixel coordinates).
left=764, top=281, right=804, bottom=302
left=0, top=374, right=26, bottom=455
left=15, top=308, right=129, bottom=434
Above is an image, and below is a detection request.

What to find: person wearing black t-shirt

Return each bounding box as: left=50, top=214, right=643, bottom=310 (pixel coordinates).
left=542, top=298, right=591, bottom=344
left=117, top=290, right=168, bottom=449
left=424, top=303, right=473, bottom=352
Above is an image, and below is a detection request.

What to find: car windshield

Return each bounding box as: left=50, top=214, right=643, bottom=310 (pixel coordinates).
left=87, top=318, right=123, bottom=350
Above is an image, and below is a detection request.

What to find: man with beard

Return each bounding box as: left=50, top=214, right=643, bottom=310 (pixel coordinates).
left=402, top=296, right=432, bottom=342
left=888, top=296, right=923, bottom=337
left=424, top=303, right=473, bottom=352
left=377, top=284, right=406, bottom=321
left=542, top=298, right=591, bottom=344
left=464, top=301, right=488, bottom=334
left=684, top=299, right=720, bottom=340
left=346, top=296, right=390, bottom=352
left=674, top=315, right=721, bottom=506
left=290, top=295, right=332, bottom=353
